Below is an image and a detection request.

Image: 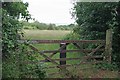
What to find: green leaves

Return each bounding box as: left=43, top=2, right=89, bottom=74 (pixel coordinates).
left=2, top=1, right=31, bottom=59
left=72, top=2, right=120, bottom=70
left=73, top=2, right=117, bottom=39
left=95, top=62, right=118, bottom=71
left=2, top=2, right=31, bottom=19
left=2, top=1, right=46, bottom=78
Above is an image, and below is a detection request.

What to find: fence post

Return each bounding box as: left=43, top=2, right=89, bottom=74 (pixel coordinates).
left=105, top=29, right=112, bottom=63
left=60, top=43, right=66, bottom=66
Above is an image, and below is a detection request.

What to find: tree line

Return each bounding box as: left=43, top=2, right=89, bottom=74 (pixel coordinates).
left=21, top=20, right=75, bottom=30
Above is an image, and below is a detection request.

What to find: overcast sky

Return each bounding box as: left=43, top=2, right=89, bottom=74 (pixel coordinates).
left=23, top=0, right=75, bottom=25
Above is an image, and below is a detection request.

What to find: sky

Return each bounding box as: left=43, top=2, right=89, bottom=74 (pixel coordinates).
left=23, top=0, right=75, bottom=25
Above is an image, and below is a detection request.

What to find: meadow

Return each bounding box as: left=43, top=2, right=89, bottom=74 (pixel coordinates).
left=23, top=30, right=70, bottom=40
left=23, top=30, right=82, bottom=77
left=23, top=29, right=119, bottom=78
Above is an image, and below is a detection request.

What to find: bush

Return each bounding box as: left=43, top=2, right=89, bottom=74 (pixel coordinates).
left=95, top=62, right=118, bottom=71
left=64, top=32, right=80, bottom=40
left=2, top=3, right=47, bottom=78
left=2, top=43, right=47, bottom=78
left=72, top=2, right=120, bottom=70
left=23, top=26, right=30, bottom=29
left=18, top=44, right=47, bottom=78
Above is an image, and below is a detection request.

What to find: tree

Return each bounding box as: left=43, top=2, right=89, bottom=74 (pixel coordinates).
left=2, top=2, right=46, bottom=78
left=72, top=2, right=120, bottom=69
left=47, top=24, right=55, bottom=30
left=73, top=2, right=118, bottom=39
left=2, top=2, right=30, bottom=59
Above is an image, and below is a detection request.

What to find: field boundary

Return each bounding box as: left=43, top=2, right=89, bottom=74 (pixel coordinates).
left=18, top=29, right=113, bottom=77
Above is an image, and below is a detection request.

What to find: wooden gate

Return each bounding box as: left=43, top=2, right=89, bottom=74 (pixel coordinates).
left=18, top=29, right=112, bottom=77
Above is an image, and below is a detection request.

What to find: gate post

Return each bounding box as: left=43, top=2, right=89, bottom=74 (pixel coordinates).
left=105, top=29, right=112, bottom=63
left=60, top=43, right=66, bottom=65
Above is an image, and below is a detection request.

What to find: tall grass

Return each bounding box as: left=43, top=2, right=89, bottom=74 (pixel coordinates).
left=23, top=30, right=70, bottom=40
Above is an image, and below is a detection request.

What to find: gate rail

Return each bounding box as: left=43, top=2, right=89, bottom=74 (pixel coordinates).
left=18, top=29, right=113, bottom=77
left=18, top=39, right=105, bottom=44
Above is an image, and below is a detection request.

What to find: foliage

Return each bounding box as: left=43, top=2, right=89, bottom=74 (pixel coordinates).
left=2, top=43, right=47, bottom=78
left=35, top=64, right=46, bottom=79
left=95, top=62, right=118, bottom=71
left=2, top=2, right=30, bottom=59
left=112, top=2, right=120, bottom=70
left=47, top=23, right=55, bottom=30
left=2, top=52, right=20, bottom=77
left=21, top=20, right=75, bottom=30
left=18, top=44, right=46, bottom=78
left=2, top=2, right=46, bottom=78
left=73, top=2, right=117, bottom=40
left=72, top=2, right=120, bottom=70
left=64, top=32, right=80, bottom=40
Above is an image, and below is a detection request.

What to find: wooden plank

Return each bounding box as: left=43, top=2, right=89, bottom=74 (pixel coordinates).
left=105, top=29, right=112, bottom=63
left=41, top=49, right=104, bottom=53
left=73, top=43, right=91, bottom=56
left=26, top=49, right=104, bottom=55
left=40, top=58, right=81, bottom=62
left=40, top=56, right=103, bottom=62
left=22, top=56, right=103, bottom=64
left=46, top=61, right=103, bottom=69
left=48, top=43, right=69, bottom=58
left=61, top=61, right=102, bottom=67
left=88, top=44, right=104, bottom=56
left=60, top=43, right=66, bottom=65
left=26, top=44, right=73, bottom=77
left=18, top=40, right=105, bottom=44
left=73, top=43, right=82, bottom=49
left=27, top=44, right=63, bottom=69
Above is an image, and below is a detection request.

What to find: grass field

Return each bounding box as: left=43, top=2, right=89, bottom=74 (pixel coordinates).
left=23, top=29, right=119, bottom=78
left=23, top=29, right=81, bottom=63
left=23, top=30, right=70, bottom=40
left=23, top=30, right=82, bottom=77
